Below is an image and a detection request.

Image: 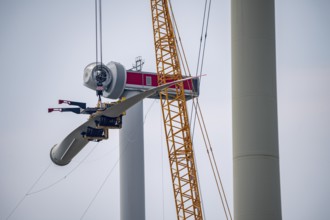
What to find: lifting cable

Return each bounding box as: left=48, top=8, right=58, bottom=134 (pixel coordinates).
left=168, top=1, right=233, bottom=220
left=168, top=2, right=207, bottom=219
left=95, top=0, right=106, bottom=103
left=95, top=0, right=103, bottom=65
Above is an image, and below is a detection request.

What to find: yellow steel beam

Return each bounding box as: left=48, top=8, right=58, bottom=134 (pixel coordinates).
left=150, top=0, right=203, bottom=219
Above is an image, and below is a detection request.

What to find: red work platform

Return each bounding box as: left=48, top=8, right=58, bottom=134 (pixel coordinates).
left=126, top=71, right=199, bottom=100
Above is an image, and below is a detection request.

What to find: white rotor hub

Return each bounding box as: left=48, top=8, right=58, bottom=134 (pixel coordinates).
left=83, top=61, right=127, bottom=99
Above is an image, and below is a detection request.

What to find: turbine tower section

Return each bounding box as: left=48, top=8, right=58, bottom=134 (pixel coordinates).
left=231, top=0, right=282, bottom=220
left=120, top=90, right=145, bottom=220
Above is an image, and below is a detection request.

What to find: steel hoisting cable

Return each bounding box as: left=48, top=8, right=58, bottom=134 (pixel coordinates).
left=191, top=7, right=234, bottom=216
left=197, top=100, right=233, bottom=220
left=95, top=0, right=98, bottom=64
left=195, top=0, right=209, bottom=77
left=194, top=2, right=234, bottom=218
left=99, top=0, right=103, bottom=65
left=191, top=0, right=212, bottom=138
left=168, top=0, right=207, bottom=128
left=95, top=0, right=103, bottom=65
left=168, top=1, right=233, bottom=220
left=168, top=1, right=208, bottom=219
left=168, top=0, right=191, bottom=77
left=95, top=0, right=105, bottom=103
left=187, top=0, right=234, bottom=218
left=197, top=0, right=212, bottom=80
left=193, top=99, right=232, bottom=220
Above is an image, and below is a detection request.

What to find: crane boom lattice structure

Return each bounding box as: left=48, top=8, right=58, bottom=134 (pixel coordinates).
left=150, top=0, right=203, bottom=219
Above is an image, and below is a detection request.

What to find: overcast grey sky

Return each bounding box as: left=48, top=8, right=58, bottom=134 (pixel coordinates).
left=0, top=0, right=329, bottom=220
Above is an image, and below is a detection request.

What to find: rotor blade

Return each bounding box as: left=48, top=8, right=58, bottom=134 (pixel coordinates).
left=100, top=76, right=198, bottom=118
left=50, top=76, right=199, bottom=166
left=50, top=119, right=96, bottom=166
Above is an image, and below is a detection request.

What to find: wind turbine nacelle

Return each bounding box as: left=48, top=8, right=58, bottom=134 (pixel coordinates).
left=83, top=61, right=127, bottom=99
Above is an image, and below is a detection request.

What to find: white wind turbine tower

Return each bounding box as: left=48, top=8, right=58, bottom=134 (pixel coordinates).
left=232, top=0, right=282, bottom=219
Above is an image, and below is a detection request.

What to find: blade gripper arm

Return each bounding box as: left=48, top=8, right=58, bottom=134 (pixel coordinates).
left=58, top=100, right=86, bottom=109
left=48, top=108, right=81, bottom=114
left=80, top=107, right=101, bottom=115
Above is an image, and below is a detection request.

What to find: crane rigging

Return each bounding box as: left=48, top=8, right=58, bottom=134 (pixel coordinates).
left=160, top=1, right=233, bottom=219
left=150, top=0, right=203, bottom=219
left=49, top=0, right=230, bottom=218
left=47, top=0, right=226, bottom=218
left=7, top=1, right=234, bottom=219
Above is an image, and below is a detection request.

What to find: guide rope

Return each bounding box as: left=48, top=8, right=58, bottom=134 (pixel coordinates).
left=5, top=143, right=99, bottom=220
left=27, top=143, right=99, bottom=195
left=80, top=156, right=120, bottom=219
left=5, top=163, right=52, bottom=220
left=80, top=126, right=137, bottom=219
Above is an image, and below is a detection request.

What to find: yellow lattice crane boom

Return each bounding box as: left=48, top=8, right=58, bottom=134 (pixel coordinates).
left=150, top=0, right=203, bottom=219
